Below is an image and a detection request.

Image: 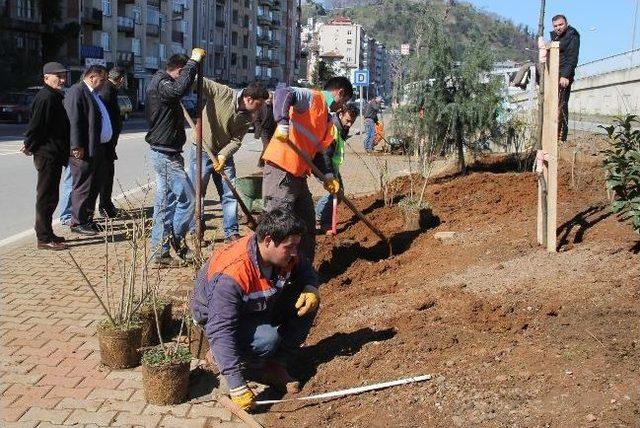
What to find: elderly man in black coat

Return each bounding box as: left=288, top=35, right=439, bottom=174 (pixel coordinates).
left=550, top=14, right=580, bottom=142
left=64, top=65, right=113, bottom=236
left=22, top=62, right=71, bottom=250
left=97, top=66, right=126, bottom=218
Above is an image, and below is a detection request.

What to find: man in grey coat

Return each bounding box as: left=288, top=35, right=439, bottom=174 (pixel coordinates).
left=64, top=65, right=112, bottom=236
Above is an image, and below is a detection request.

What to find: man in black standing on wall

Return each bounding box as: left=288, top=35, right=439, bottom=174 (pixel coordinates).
left=550, top=14, right=580, bottom=142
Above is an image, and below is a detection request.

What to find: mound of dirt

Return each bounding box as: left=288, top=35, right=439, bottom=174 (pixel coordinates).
left=263, top=154, right=639, bottom=427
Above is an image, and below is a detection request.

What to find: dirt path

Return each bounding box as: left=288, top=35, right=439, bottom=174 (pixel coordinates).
left=261, top=149, right=639, bottom=427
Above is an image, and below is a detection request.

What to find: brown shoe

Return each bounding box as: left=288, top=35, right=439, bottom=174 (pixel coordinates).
left=37, top=241, right=67, bottom=251
left=51, top=235, right=66, bottom=243
left=260, top=360, right=300, bottom=394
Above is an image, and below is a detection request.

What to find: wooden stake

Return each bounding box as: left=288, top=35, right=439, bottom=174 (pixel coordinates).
left=195, top=62, right=204, bottom=259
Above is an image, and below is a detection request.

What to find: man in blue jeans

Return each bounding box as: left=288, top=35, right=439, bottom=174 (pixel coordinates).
left=188, top=80, right=269, bottom=243
left=58, top=166, right=73, bottom=225
left=145, top=49, right=205, bottom=265
left=191, top=208, right=319, bottom=411
left=362, top=97, right=381, bottom=153
left=315, top=103, right=358, bottom=233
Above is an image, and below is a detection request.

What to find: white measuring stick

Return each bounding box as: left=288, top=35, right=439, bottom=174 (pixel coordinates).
left=255, top=374, right=432, bottom=405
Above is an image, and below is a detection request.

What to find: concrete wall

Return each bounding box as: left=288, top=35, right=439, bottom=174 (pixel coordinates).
left=569, top=66, right=640, bottom=116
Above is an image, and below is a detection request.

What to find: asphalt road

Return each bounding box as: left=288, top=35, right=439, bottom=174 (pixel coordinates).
left=0, top=118, right=263, bottom=244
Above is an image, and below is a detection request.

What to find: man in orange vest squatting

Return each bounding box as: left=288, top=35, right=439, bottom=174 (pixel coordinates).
left=261, top=76, right=354, bottom=262
left=191, top=208, right=320, bottom=411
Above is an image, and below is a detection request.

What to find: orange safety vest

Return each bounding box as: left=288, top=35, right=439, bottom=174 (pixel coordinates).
left=262, top=90, right=334, bottom=177
left=206, top=235, right=295, bottom=300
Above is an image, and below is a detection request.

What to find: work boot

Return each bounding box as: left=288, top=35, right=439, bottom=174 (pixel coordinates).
left=172, top=238, right=194, bottom=263
left=259, top=360, right=300, bottom=394
left=153, top=253, right=183, bottom=268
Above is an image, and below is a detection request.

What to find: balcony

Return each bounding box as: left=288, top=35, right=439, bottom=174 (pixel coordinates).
left=172, top=31, right=184, bottom=44
left=117, top=51, right=134, bottom=66
left=215, top=19, right=225, bottom=28
left=145, top=56, right=159, bottom=69
left=256, top=56, right=270, bottom=67
left=172, top=1, right=185, bottom=15
left=117, top=16, right=134, bottom=34
left=146, top=24, right=160, bottom=37
left=147, top=0, right=160, bottom=7
left=269, top=58, right=280, bottom=68
left=83, top=8, right=102, bottom=27
left=271, top=18, right=280, bottom=27
left=257, top=15, right=271, bottom=27
left=272, top=0, right=281, bottom=10
left=271, top=39, right=280, bottom=48
left=256, top=35, right=272, bottom=47
left=81, top=44, right=104, bottom=60
left=258, top=0, right=273, bottom=6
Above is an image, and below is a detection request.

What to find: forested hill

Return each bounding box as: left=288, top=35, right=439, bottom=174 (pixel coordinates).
left=304, top=0, right=537, bottom=62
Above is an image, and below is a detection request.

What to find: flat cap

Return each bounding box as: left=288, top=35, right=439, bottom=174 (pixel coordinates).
left=43, top=62, right=68, bottom=75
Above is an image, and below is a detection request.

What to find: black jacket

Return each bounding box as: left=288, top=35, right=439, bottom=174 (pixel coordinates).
left=145, top=60, right=198, bottom=153
left=363, top=100, right=380, bottom=123
left=23, top=85, right=70, bottom=163
left=98, top=80, right=122, bottom=160
left=551, top=25, right=580, bottom=81
left=64, top=81, right=103, bottom=158
left=254, top=102, right=276, bottom=140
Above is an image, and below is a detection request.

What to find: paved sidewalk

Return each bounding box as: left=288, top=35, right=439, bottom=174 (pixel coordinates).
left=0, top=123, right=418, bottom=427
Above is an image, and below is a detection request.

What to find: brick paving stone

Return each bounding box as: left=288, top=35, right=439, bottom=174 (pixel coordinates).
left=57, top=357, right=99, bottom=370
left=7, top=338, right=50, bottom=348
left=2, top=362, right=36, bottom=374
left=215, top=422, right=249, bottom=428
left=111, top=412, right=163, bottom=427
left=106, top=370, right=142, bottom=381
left=67, top=366, right=109, bottom=379
left=188, top=404, right=233, bottom=421
left=18, top=407, right=71, bottom=424
left=1, top=394, right=19, bottom=407
left=44, top=386, right=93, bottom=400
left=76, top=376, right=122, bottom=390
left=143, top=403, right=192, bottom=417
left=2, top=421, right=38, bottom=428
left=2, top=373, right=44, bottom=385
left=159, top=415, right=208, bottom=428
left=56, top=397, right=105, bottom=412
left=22, top=355, right=64, bottom=368
left=37, top=375, right=82, bottom=389
left=0, top=405, right=30, bottom=423
left=64, top=408, right=118, bottom=426
left=99, top=399, right=146, bottom=414
left=11, top=394, right=62, bottom=410
left=2, top=384, right=52, bottom=398
left=87, top=388, right=135, bottom=401
left=129, top=389, right=145, bottom=402
left=30, top=365, right=73, bottom=377
left=13, top=347, right=55, bottom=358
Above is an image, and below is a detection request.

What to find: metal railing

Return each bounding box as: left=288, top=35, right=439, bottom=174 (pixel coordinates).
left=574, top=48, right=640, bottom=80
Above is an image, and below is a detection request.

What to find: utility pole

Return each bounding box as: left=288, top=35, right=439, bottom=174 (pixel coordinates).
left=535, top=0, right=546, bottom=150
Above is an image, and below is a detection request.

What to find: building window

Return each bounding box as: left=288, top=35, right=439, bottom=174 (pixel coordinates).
left=102, top=0, right=111, bottom=16
left=132, top=38, right=141, bottom=56
left=231, top=53, right=237, bottom=66
left=243, top=34, right=248, bottom=48
left=16, top=35, right=24, bottom=49
left=133, top=7, right=141, bottom=24
left=159, top=43, right=166, bottom=60
left=101, top=32, right=111, bottom=51
left=255, top=66, right=261, bottom=76
left=242, top=55, right=247, bottom=69
left=232, top=31, right=238, bottom=46
left=244, top=0, right=250, bottom=7
left=17, top=0, right=34, bottom=19
left=232, top=9, right=238, bottom=24
left=347, top=39, right=352, bottom=44
left=243, top=14, right=249, bottom=28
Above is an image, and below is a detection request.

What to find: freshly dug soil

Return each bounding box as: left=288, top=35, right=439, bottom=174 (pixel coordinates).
left=142, top=360, right=190, bottom=405
left=138, top=302, right=172, bottom=347
left=263, top=151, right=640, bottom=427
left=97, top=324, right=142, bottom=369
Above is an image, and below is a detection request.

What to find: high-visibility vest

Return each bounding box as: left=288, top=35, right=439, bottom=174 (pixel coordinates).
left=262, top=90, right=334, bottom=177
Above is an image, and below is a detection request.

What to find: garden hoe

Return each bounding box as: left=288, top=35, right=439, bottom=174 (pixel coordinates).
left=181, top=104, right=258, bottom=231
left=281, top=138, right=393, bottom=256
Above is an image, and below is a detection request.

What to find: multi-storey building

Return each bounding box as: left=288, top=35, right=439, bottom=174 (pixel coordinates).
left=317, top=17, right=364, bottom=78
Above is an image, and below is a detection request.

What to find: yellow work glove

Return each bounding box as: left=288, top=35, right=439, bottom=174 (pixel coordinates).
left=323, top=174, right=340, bottom=195
left=191, top=48, right=207, bottom=62
left=229, top=384, right=256, bottom=411
left=295, top=285, right=320, bottom=317
left=273, top=124, right=290, bottom=143
left=213, top=155, right=226, bottom=173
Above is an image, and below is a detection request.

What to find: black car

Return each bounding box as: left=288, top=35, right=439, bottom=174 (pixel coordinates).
left=0, top=92, right=35, bottom=123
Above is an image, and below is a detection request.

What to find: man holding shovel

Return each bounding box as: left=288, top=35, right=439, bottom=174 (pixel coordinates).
left=191, top=208, right=320, bottom=411
left=188, top=80, right=269, bottom=243
left=262, top=76, right=354, bottom=262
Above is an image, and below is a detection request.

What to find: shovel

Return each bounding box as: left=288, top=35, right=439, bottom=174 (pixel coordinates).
left=181, top=104, right=258, bottom=230
left=280, top=138, right=392, bottom=256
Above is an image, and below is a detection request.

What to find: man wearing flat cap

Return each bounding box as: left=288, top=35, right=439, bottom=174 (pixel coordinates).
left=22, top=62, right=71, bottom=250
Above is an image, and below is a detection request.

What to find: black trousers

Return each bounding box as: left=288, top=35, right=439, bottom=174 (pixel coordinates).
left=34, top=155, right=64, bottom=242
left=70, top=145, right=107, bottom=225
left=558, top=83, right=572, bottom=142
left=99, top=156, right=115, bottom=211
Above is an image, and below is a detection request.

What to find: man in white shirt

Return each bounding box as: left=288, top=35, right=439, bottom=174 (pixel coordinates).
left=63, top=65, right=113, bottom=235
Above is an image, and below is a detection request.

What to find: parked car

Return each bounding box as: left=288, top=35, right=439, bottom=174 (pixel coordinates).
left=0, top=92, right=34, bottom=123
left=117, top=95, right=133, bottom=121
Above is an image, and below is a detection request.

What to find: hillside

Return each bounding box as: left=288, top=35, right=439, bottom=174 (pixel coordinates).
left=305, top=0, right=536, bottom=62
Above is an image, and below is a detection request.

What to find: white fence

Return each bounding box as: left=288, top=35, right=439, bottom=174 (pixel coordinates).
left=574, top=48, right=640, bottom=80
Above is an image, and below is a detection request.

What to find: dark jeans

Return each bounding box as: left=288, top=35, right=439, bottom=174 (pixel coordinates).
left=70, top=145, right=107, bottom=225
left=34, top=155, right=64, bottom=242
left=559, top=83, right=572, bottom=142
left=262, top=163, right=316, bottom=263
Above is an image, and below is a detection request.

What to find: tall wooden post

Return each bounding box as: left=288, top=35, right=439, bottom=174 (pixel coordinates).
left=194, top=61, right=204, bottom=259
left=535, top=0, right=546, bottom=150
left=536, top=42, right=559, bottom=252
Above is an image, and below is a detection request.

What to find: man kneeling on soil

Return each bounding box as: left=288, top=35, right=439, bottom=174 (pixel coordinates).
left=191, top=208, right=319, bottom=411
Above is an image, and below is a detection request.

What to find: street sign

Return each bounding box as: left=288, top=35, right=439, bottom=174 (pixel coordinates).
left=85, top=58, right=107, bottom=67
left=353, top=69, right=369, bottom=87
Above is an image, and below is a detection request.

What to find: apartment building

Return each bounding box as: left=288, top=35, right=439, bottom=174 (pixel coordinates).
left=316, top=17, right=364, bottom=77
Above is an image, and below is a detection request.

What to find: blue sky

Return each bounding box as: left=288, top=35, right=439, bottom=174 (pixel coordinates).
left=466, top=0, right=640, bottom=63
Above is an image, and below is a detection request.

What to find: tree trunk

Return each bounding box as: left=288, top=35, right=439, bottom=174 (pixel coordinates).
left=456, top=118, right=466, bottom=175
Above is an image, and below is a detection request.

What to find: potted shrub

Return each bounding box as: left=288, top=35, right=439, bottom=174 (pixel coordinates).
left=136, top=297, right=172, bottom=348
left=141, top=344, right=192, bottom=405
left=398, top=197, right=433, bottom=231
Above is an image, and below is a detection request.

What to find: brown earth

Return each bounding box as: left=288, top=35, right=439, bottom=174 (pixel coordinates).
left=263, top=150, right=640, bottom=427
